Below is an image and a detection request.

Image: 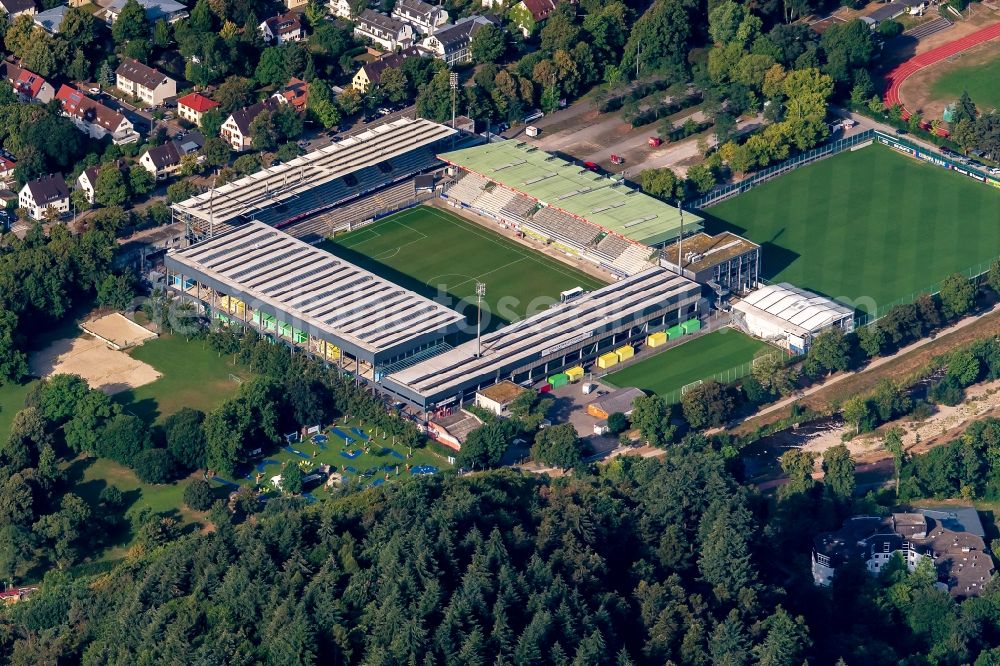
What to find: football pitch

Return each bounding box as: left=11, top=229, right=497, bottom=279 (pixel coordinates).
left=706, top=144, right=1000, bottom=313
left=604, top=329, right=773, bottom=397
left=322, top=206, right=607, bottom=326
left=929, top=55, right=1000, bottom=112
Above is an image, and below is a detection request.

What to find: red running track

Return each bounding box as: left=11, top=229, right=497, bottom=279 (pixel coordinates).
left=883, top=21, right=1000, bottom=118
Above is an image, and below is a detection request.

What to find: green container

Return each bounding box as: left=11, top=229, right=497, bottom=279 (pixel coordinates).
left=293, top=328, right=308, bottom=343
left=547, top=373, right=569, bottom=388
left=278, top=321, right=292, bottom=338
left=681, top=318, right=701, bottom=334
left=667, top=325, right=684, bottom=340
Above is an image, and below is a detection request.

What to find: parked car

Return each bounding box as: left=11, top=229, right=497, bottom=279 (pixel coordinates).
left=894, top=128, right=907, bottom=135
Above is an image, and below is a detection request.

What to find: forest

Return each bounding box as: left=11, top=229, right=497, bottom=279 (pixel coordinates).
left=1, top=437, right=999, bottom=665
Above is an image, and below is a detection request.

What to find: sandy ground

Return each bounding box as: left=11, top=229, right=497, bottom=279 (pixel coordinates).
left=899, top=36, right=1000, bottom=120
left=81, top=312, right=157, bottom=350
left=29, top=334, right=161, bottom=395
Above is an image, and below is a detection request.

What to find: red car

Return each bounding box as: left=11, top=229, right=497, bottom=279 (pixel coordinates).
left=610, top=154, right=624, bottom=165
left=582, top=161, right=599, bottom=171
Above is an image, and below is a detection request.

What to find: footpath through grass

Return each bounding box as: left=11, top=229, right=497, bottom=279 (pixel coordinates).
left=323, top=205, right=606, bottom=326
left=929, top=55, right=1000, bottom=113
left=605, top=329, right=772, bottom=396
left=115, top=334, right=247, bottom=424
left=707, top=145, right=1000, bottom=312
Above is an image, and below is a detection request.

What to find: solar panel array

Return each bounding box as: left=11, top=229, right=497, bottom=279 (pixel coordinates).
left=168, top=222, right=463, bottom=355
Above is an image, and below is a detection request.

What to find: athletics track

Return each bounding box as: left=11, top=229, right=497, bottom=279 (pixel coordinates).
left=884, top=21, right=1000, bottom=119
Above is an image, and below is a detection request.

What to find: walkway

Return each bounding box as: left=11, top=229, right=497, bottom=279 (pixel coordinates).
left=884, top=21, right=1000, bottom=117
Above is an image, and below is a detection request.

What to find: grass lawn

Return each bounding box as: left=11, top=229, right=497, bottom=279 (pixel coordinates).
left=706, top=145, right=1000, bottom=313
left=0, top=380, right=37, bottom=441
left=322, top=205, right=606, bottom=327
left=930, top=56, right=1000, bottom=112
left=115, top=334, right=247, bottom=424
left=213, top=417, right=452, bottom=498
left=605, top=329, right=773, bottom=396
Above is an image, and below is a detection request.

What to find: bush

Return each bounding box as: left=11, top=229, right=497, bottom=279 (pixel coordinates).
left=607, top=412, right=628, bottom=435
left=929, top=377, right=963, bottom=406
left=133, top=448, right=177, bottom=484
left=183, top=479, right=215, bottom=511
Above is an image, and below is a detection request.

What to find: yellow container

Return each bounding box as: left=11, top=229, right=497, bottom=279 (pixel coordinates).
left=565, top=365, right=584, bottom=382
left=219, top=295, right=231, bottom=311
left=325, top=343, right=341, bottom=361
left=615, top=345, right=635, bottom=362
left=597, top=352, right=619, bottom=369
left=647, top=331, right=667, bottom=347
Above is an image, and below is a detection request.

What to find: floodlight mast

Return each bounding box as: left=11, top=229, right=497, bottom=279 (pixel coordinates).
left=476, top=281, right=486, bottom=358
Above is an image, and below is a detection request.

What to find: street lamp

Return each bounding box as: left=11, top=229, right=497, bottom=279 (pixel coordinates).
left=475, top=281, right=486, bottom=358
left=449, top=72, right=458, bottom=147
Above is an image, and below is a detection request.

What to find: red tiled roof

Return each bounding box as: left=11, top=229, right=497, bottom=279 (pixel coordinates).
left=55, top=84, right=128, bottom=132
left=520, top=0, right=557, bottom=21
left=177, top=92, right=219, bottom=113
left=0, top=156, right=15, bottom=172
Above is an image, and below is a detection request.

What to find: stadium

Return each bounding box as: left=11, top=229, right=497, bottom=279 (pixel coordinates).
left=166, top=117, right=710, bottom=411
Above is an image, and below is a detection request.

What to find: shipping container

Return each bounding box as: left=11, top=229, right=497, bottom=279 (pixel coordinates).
left=565, top=366, right=585, bottom=382
left=667, top=325, right=684, bottom=340
left=681, top=318, right=701, bottom=334
left=646, top=331, right=668, bottom=347
left=548, top=373, right=569, bottom=388
left=615, top=345, right=635, bottom=362
left=597, top=352, right=619, bottom=369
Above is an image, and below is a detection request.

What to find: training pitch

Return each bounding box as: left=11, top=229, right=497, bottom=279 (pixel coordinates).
left=604, top=329, right=772, bottom=397
left=929, top=53, right=1000, bottom=113
left=707, top=144, right=1000, bottom=313
left=323, top=206, right=606, bottom=326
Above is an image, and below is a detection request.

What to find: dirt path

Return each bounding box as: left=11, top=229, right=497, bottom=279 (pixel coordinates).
left=731, top=301, right=1000, bottom=435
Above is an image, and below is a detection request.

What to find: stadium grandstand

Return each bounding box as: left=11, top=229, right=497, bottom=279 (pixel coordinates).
left=164, top=222, right=465, bottom=373
left=381, top=267, right=701, bottom=410
left=171, top=117, right=459, bottom=242
left=438, top=141, right=702, bottom=276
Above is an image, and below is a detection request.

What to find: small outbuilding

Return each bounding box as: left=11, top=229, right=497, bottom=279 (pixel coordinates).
left=474, top=380, right=527, bottom=416
left=731, top=282, right=854, bottom=355
left=586, top=386, right=646, bottom=420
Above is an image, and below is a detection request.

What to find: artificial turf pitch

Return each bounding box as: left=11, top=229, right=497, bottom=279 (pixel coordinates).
left=706, top=145, right=1000, bottom=313
left=604, top=330, right=772, bottom=397
left=322, top=206, right=607, bottom=327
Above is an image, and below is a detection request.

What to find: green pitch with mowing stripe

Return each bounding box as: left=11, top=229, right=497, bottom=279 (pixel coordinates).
left=604, top=329, right=773, bottom=397
left=321, top=205, right=606, bottom=327
left=707, top=144, right=1000, bottom=313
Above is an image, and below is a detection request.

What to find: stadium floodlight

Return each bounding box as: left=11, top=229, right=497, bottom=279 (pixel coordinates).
left=450, top=72, right=459, bottom=147
left=476, top=281, right=486, bottom=358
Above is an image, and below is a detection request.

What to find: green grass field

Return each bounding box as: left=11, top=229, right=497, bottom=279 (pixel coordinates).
left=605, top=330, right=773, bottom=396
left=707, top=145, right=1000, bottom=313
left=0, top=380, right=37, bottom=441
left=322, top=206, right=606, bottom=326
left=115, top=334, right=247, bottom=424
left=930, top=56, right=1000, bottom=112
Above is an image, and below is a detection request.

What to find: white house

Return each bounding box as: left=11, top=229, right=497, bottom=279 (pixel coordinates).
left=75, top=166, right=100, bottom=204
left=115, top=58, right=177, bottom=107
left=33, top=4, right=67, bottom=33
left=419, top=15, right=496, bottom=66
left=353, top=9, right=414, bottom=50
left=220, top=98, right=280, bottom=150
left=329, top=0, right=352, bottom=18
left=391, top=0, right=449, bottom=34
left=55, top=85, right=139, bottom=144
left=259, top=10, right=304, bottom=44
left=139, top=132, right=205, bottom=179
left=19, top=174, right=69, bottom=220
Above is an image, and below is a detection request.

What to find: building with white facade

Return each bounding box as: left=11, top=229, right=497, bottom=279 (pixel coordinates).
left=115, top=58, right=177, bottom=107
left=259, top=10, right=304, bottom=44
left=55, top=85, right=139, bottom=144
left=731, top=282, right=854, bottom=354
left=353, top=9, right=413, bottom=50
left=418, top=15, right=496, bottom=66
left=19, top=174, right=69, bottom=220
left=391, top=0, right=448, bottom=34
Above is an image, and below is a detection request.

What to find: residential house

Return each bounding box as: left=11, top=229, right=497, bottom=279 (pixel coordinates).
left=508, top=0, right=556, bottom=37
left=391, top=0, right=449, bottom=35
left=115, top=58, right=177, bottom=107
left=33, top=4, right=67, bottom=33
left=351, top=46, right=421, bottom=92
left=329, top=0, right=352, bottom=18
left=220, top=98, right=281, bottom=150
left=0, top=0, right=36, bottom=18
left=260, top=10, right=304, bottom=44
left=272, top=78, right=309, bottom=112
left=813, top=507, right=995, bottom=598
left=55, top=85, right=140, bottom=144
left=284, top=0, right=306, bottom=8
left=75, top=166, right=98, bottom=204
left=176, top=92, right=219, bottom=127
left=1, top=60, right=55, bottom=103
left=105, top=0, right=187, bottom=24
left=139, top=131, right=205, bottom=179
left=419, top=15, right=497, bottom=66
left=19, top=174, right=69, bottom=220
left=0, top=156, right=15, bottom=187
left=353, top=9, right=414, bottom=50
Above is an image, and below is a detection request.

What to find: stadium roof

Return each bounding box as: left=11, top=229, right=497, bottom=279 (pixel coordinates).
left=165, top=222, right=463, bottom=357
left=733, top=283, right=854, bottom=338
left=383, top=267, right=700, bottom=404
left=438, top=141, right=702, bottom=246
left=172, top=117, right=456, bottom=225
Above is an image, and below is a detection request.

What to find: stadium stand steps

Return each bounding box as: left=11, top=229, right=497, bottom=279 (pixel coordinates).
left=611, top=244, right=657, bottom=275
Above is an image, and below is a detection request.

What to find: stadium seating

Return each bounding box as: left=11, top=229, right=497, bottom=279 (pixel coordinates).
left=470, top=186, right=516, bottom=219
left=591, top=233, right=630, bottom=263
left=611, top=244, right=656, bottom=276
left=284, top=180, right=419, bottom=242
left=526, top=207, right=601, bottom=249
left=444, top=172, right=488, bottom=205
left=499, top=193, right=535, bottom=223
